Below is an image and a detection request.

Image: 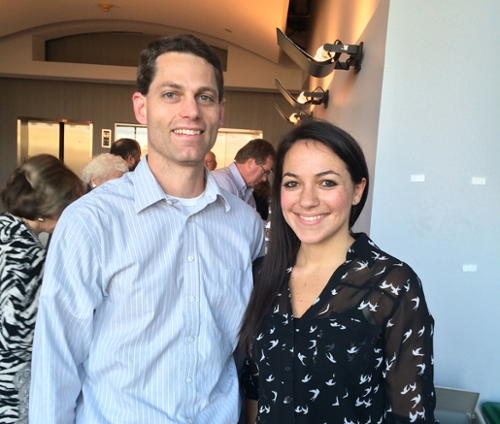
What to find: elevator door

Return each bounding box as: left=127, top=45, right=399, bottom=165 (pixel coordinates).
left=17, top=118, right=93, bottom=176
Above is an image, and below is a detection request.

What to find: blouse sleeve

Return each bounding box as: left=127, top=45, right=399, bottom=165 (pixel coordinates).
left=381, top=268, right=437, bottom=424
left=241, top=357, right=259, bottom=401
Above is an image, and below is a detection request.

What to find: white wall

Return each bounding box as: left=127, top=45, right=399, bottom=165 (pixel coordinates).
left=309, top=0, right=500, bottom=403
left=373, top=1, right=500, bottom=401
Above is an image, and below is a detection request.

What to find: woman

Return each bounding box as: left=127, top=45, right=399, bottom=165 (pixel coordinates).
left=0, top=154, right=84, bottom=423
left=240, top=120, right=436, bottom=424
left=81, top=153, right=128, bottom=189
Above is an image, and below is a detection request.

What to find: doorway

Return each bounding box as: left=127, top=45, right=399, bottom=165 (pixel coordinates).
left=17, top=118, right=93, bottom=176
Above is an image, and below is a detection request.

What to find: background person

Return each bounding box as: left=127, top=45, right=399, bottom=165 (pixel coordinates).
left=212, top=139, right=275, bottom=209
left=0, top=154, right=84, bottom=424
left=239, top=120, right=436, bottom=424
left=81, top=153, right=129, bottom=190
left=110, top=138, right=142, bottom=171
left=204, top=150, right=217, bottom=170
left=29, top=34, right=264, bottom=423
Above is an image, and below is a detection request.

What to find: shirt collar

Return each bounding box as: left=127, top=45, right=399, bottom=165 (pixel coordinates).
left=132, top=156, right=232, bottom=213
left=347, top=232, right=380, bottom=266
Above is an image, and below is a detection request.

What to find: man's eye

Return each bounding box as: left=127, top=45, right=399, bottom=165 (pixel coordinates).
left=199, top=94, right=213, bottom=102
left=164, top=92, right=176, bottom=99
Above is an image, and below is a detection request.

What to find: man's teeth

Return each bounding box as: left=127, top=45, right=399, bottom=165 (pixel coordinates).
left=173, top=129, right=202, bottom=135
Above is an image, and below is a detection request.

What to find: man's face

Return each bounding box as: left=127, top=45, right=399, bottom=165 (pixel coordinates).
left=132, top=52, right=225, bottom=170
left=204, top=151, right=217, bottom=171
left=244, top=155, right=274, bottom=188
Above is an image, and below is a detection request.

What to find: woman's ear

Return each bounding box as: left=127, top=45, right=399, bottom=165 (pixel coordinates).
left=352, top=178, right=367, bottom=205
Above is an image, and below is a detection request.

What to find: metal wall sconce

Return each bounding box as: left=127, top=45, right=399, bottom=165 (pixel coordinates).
left=276, top=78, right=329, bottom=110
left=274, top=104, right=312, bottom=125
left=277, top=28, right=363, bottom=78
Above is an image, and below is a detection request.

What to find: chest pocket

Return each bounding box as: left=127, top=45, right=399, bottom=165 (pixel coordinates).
left=303, top=313, right=381, bottom=381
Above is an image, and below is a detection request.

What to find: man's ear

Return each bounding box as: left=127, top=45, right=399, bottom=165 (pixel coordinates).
left=132, top=92, right=147, bottom=125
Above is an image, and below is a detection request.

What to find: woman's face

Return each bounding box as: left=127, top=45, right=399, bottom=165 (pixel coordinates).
left=280, top=140, right=366, bottom=248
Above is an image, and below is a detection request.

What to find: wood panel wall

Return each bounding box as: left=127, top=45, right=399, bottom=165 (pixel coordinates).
left=0, top=77, right=294, bottom=189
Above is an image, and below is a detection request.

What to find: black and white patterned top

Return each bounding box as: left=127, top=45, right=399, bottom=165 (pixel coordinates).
left=0, top=213, right=45, bottom=424
left=242, top=233, right=437, bottom=424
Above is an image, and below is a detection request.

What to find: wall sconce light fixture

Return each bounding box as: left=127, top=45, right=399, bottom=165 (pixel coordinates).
left=276, top=78, right=329, bottom=110
left=277, top=28, right=363, bottom=78
left=274, top=104, right=312, bottom=125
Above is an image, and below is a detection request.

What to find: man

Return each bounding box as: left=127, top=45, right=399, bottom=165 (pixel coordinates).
left=212, top=138, right=275, bottom=209
left=29, top=34, right=264, bottom=423
left=110, top=137, right=142, bottom=171
left=204, top=150, right=217, bottom=170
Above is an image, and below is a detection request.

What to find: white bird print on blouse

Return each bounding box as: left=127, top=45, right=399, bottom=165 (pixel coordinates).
left=417, top=363, right=426, bottom=375
left=302, top=374, right=312, bottom=383
left=401, top=382, right=417, bottom=394
left=268, top=340, right=279, bottom=350
left=412, top=297, right=421, bottom=310
left=326, top=352, right=337, bottom=364
left=295, top=405, right=309, bottom=414
left=380, top=280, right=401, bottom=295
left=411, top=394, right=422, bottom=409
left=418, top=326, right=425, bottom=337
left=375, top=266, right=386, bottom=276
left=412, top=348, right=424, bottom=356
left=297, top=352, right=306, bottom=366
left=347, top=345, right=360, bottom=355
left=271, top=391, right=278, bottom=402
left=403, top=329, right=413, bottom=343
left=310, top=389, right=320, bottom=401
left=355, top=261, right=369, bottom=271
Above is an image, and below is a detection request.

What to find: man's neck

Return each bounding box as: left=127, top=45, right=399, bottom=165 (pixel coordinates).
left=147, top=155, right=206, bottom=199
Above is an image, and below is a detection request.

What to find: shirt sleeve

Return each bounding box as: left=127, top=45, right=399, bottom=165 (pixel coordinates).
left=381, top=269, right=436, bottom=423
left=29, top=211, right=104, bottom=423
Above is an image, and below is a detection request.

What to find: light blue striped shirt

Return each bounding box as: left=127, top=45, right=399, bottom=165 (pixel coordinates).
left=29, top=158, right=264, bottom=424
left=212, top=163, right=256, bottom=209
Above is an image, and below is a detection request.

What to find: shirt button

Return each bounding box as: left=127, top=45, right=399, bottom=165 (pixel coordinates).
left=186, top=377, right=192, bottom=384
left=187, top=336, right=194, bottom=343
left=188, top=255, right=195, bottom=261
left=166, top=199, right=173, bottom=206
left=188, top=419, right=194, bottom=424
left=285, top=367, right=291, bottom=371
left=188, top=296, right=195, bottom=302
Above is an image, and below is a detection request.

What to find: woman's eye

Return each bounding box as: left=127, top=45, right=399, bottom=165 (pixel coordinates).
left=321, top=180, right=337, bottom=188
left=283, top=181, right=298, bottom=189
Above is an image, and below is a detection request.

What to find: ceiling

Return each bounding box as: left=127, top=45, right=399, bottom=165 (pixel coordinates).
left=0, top=0, right=312, bottom=63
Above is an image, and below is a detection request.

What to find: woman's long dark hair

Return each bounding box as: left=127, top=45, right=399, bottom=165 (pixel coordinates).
left=239, top=119, right=370, bottom=355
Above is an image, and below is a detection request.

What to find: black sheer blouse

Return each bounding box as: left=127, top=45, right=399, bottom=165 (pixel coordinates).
left=242, top=233, right=437, bottom=424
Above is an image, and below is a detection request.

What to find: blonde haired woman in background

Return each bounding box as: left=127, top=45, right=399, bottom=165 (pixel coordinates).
left=81, top=153, right=129, bottom=190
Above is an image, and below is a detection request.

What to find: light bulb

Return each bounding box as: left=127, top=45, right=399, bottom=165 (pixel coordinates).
left=314, top=45, right=330, bottom=61
left=296, top=92, right=308, bottom=105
